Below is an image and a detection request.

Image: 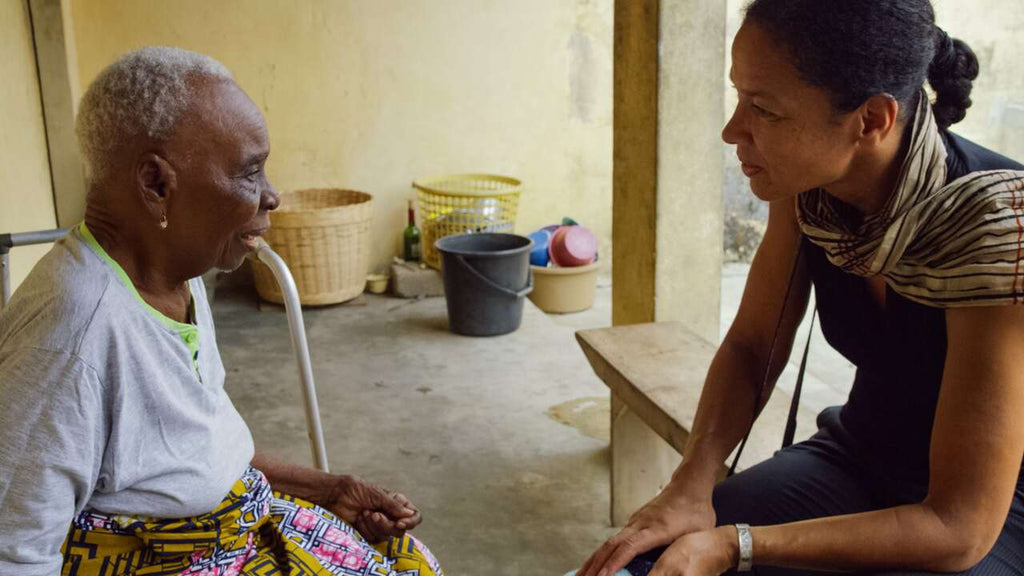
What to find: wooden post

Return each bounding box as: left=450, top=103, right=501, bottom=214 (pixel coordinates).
left=612, top=0, right=659, bottom=329
left=610, top=0, right=726, bottom=526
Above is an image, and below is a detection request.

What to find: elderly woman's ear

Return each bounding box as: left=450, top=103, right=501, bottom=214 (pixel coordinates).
left=136, top=152, right=177, bottom=227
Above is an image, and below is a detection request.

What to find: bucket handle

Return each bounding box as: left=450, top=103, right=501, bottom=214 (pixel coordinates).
left=455, top=255, right=534, bottom=299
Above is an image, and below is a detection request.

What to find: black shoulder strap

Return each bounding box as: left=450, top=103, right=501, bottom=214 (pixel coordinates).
left=727, top=242, right=807, bottom=477
left=782, top=306, right=817, bottom=448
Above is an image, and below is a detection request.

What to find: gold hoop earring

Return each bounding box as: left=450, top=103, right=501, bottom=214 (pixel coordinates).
left=159, top=215, right=168, bottom=229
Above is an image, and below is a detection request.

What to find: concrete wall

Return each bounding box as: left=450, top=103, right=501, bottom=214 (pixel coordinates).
left=932, top=0, right=1024, bottom=159
left=1, top=0, right=59, bottom=292
left=30, top=0, right=88, bottom=228
left=69, top=0, right=613, bottom=275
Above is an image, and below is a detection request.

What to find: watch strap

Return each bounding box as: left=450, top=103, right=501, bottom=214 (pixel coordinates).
left=736, top=523, right=753, bottom=572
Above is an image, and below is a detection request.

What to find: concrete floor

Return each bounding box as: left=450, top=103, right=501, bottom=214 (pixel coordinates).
left=211, top=264, right=855, bottom=575
left=213, top=281, right=617, bottom=576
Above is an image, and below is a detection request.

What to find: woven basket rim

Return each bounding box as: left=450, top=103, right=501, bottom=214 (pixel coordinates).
left=412, top=173, right=522, bottom=197
left=274, top=188, right=373, bottom=215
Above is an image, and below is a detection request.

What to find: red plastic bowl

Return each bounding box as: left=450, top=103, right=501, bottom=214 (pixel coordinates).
left=548, top=225, right=597, bottom=267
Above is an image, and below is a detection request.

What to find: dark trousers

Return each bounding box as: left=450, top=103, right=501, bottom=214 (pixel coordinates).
left=627, top=411, right=1024, bottom=575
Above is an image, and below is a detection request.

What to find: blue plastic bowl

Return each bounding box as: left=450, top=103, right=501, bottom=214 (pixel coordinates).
left=528, top=229, right=552, bottom=267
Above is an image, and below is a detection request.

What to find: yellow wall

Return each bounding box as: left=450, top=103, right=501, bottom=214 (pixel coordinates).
left=70, top=0, right=613, bottom=274
left=0, top=0, right=59, bottom=293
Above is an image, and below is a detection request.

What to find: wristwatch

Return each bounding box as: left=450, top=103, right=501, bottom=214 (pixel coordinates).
left=735, top=523, right=753, bottom=572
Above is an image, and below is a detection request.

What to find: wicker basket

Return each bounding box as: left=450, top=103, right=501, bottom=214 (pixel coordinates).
left=253, top=188, right=373, bottom=306
left=412, top=174, right=522, bottom=269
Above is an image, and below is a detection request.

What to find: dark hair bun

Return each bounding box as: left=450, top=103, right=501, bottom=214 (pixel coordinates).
left=928, top=31, right=979, bottom=130
left=743, top=1, right=983, bottom=130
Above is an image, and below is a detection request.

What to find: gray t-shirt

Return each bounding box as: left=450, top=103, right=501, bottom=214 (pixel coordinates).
left=0, top=224, right=254, bottom=574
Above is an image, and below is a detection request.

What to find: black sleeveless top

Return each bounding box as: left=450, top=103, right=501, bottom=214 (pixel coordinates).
left=805, top=132, right=1024, bottom=504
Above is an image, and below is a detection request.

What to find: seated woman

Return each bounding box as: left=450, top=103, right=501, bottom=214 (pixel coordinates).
left=576, top=1, right=1024, bottom=575
left=0, top=47, right=443, bottom=576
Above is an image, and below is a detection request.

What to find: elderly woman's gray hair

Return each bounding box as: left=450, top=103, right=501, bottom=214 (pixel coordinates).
left=75, top=46, right=233, bottom=181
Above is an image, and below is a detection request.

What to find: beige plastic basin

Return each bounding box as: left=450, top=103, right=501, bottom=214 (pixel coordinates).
left=528, top=261, right=600, bottom=313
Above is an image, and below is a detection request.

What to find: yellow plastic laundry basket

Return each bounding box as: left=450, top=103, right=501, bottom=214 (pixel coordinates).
left=412, top=174, right=522, bottom=269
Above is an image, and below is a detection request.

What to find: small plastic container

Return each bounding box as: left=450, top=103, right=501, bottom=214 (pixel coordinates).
left=365, top=274, right=389, bottom=294
left=528, top=261, right=601, bottom=313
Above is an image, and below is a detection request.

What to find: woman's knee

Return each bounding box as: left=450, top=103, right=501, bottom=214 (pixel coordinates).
left=712, top=441, right=874, bottom=527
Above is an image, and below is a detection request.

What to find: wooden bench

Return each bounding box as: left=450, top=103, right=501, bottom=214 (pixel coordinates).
left=576, top=321, right=818, bottom=525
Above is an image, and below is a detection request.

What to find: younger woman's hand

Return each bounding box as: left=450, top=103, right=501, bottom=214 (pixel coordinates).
left=577, top=484, right=717, bottom=576
left=649, top=527, right=738, bottom=576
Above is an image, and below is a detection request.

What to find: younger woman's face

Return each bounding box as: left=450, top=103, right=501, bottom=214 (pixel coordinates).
left=722, top=23, right=862, bottom=202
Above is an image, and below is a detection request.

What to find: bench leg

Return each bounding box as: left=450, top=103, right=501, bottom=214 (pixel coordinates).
left=611, top=393, right=682, bottom=526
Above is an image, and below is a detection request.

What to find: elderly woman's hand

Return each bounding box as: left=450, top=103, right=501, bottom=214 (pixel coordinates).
left=324, top=475, right=423, bottom=543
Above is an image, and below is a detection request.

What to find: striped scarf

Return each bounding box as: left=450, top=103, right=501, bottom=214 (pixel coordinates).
left=798, top=93, right=1024, bottom=307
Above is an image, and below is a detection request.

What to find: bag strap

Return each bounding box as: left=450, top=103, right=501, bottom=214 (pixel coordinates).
left=782, top=306, right=817, bottom=448
left=727, top=241, right=806, bottom=477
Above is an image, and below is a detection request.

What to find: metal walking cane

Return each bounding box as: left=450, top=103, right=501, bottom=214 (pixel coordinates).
left=255, top=239, right=330, bottom=473
left=0, top=228, right=330, bottom=473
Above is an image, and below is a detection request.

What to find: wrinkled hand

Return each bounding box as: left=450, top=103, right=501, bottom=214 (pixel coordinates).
left=649, top=528, right=736, bottom=576
left=578, top=485, right=716, bottom=576
left=323, top=475, right=422, bottom=543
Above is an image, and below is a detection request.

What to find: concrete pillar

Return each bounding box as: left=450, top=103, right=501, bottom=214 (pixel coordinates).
left=29, top=0, right=87, bottom=227
left=654, top=0, right=725, bottom=340
left=610, top=0, right=725, bottom=526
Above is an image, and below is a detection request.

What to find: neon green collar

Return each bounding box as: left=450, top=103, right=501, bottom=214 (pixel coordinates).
left=78, top=222, right=200, bottom=357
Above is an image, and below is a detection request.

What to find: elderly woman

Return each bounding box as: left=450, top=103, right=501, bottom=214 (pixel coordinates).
left=0, top=47, right=443, bottom=576
left=577, top=1, right=1024, bottom=576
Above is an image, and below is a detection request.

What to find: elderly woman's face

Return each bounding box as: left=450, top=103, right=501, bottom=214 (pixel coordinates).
left=722, top=24, right=860, bottom=202
left=164, top=78, right=278, bottom=272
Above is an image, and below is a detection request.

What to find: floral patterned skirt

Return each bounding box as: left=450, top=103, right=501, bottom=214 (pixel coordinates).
left=61, top=467, right=443, bottom=576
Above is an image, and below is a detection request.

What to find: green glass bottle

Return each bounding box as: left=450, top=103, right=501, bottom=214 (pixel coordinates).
left=403, top=200, right=421, bottom=262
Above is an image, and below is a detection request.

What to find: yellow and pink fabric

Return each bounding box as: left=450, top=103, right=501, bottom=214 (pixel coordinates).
left=61, top=467, right=443, bottom=576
